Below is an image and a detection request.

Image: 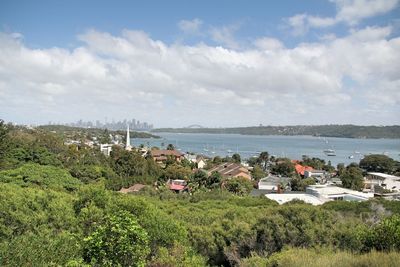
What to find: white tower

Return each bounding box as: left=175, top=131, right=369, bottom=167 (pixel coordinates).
left=125, top=124, right=132, bottom=151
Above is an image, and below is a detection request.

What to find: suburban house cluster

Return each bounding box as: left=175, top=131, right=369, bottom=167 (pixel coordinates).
left=113, top=126, right=400, bottom=204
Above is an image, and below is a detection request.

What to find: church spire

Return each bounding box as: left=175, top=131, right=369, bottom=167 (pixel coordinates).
left=125, top=124, right=132, bottom=151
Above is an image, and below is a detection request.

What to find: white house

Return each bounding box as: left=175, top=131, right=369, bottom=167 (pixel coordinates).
left=258, top=175, right=291, bottom=191
left=304, top=170, right=328, bottom=183
left=364, top=172, right=400, bottom=193
left=306, top=184, right=374, bottom=202
left=100, top=144, right=113, bottom=156
left=265, top=193, right=325, bottom=206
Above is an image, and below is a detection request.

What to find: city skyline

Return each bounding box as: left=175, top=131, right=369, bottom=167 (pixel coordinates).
left=0, top=0, right=399, bottom=127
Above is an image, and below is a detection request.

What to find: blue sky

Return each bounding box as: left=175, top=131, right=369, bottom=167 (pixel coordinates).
left=0, top=0, right=399, bottom=127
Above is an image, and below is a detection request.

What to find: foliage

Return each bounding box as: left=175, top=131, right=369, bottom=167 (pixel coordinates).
left=251, top=165, right=266, bottom=181
left=83, top=210, right=150, bottom=267
left=148, top=242, right=207, bottom=267
left=271, top=158, right=295, bottom=177
left=161, top=163, right=192, bottom=182
left=0, top=163, right=81, bottom=191
left=166, top=143, right=175, bottom=150
left=153, top=125, right=400, bottom=139
left=257, top=248, right=400, bottom=267
left=290, top=177, right=315, bottom=191
left=224, top=177, right=253, bottom=195
left=360, top=154, right=395, bottom=173
left=340, top=166, right=364, bottom=191
left=232, top=153, right=241, bottom=163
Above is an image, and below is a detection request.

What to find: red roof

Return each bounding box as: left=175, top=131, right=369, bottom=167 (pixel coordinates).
left=169, top=184, right=186, bottom=191
left=295, top=164, right=314, bottom=176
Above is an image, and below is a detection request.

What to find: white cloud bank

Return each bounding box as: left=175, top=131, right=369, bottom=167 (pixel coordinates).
left=287, top=0, right=399, bottom=35
left=0, top=25, right=399, bottom=127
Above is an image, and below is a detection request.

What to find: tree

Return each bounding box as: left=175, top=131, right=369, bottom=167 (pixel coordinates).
left=209, top=171, right=223, bottom=187
left=190, top=170, right=209, bottom=189
left=161, top=164, right=192, bottom=182
left=257, top=152, right=269, bottom=171
left=224, top=177, right=253, bottom=196
left=166, top=144, right=175, bottom=150
left=0, top=119, right=10, bottom=168
left=271, top=159, right=295, bottom=177
left=83, top=210, right=150, bottom=266
left=360, top=154, right=395, bottom=173
left=290, top=177, right=315, bottom=191
left=232, top=153, right=241, bottom=163
left=340, top=166, right=364, bottom=191
left=251, top=165, right=266, bottom=181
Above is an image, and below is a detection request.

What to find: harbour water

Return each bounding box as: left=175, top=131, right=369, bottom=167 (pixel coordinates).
left=132, top=133, right=400, bottom=166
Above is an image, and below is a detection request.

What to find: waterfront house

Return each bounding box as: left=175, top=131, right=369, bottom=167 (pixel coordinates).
left=265, top=193, right=325, bottom=206
left=306, top=184, right=374, bottom=202
left=207, top=162, right=251, bottom=180
left=151, top=149, right=185, bottom=164
left=258, top=175, right=291, bottom=192
left=364, top=172, right=400, bottom=193
left=304, top=169, right=328, bottom=184
left=295, top=164, right=314, bottom=176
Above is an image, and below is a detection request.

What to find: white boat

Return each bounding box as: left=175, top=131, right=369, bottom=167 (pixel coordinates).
left=348, top=155, right=354, bottom=159
left=323, top=149, right=336, bottom=156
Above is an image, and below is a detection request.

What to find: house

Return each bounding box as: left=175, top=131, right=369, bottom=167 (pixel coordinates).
left=258, top=175, right=291, bottom=192
left=364, top=172, right=400, bottom=193
left=197, top=157, right=206, bottom=169
left=295, top=164, right=314, bottom=176
left=100, top=144, right=113, bottom=156
left=306, top=184, right=374, bottom=202
left=167, top=179, right=188, bottom=193
left=265, top=193, right=325, bottom=206
left=184, top=154, right=207, bottom=169
left=119, top=184, right=146, bottom=193
left=304, top=170, right=328, bottom=184
left=207, top=162, right=251, bottom=180
left=151, top=149, right=185, bottom=164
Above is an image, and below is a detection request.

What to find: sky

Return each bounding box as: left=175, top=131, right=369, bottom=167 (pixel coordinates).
left=0, top=0, right=399, bottom=127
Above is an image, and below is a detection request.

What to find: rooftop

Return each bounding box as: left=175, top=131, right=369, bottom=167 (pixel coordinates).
left=368, top=172, right=400, bottom=180
left=265, top=193, right=325, bottom=206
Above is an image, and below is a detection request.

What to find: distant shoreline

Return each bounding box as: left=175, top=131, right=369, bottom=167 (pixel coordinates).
left=152, top=125, right=400, bottom=139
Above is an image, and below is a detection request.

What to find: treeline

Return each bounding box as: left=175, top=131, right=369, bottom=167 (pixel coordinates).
left=153, top=124, right=400, bottom=139
left=38, top=124, right=160, bottom=139
left=1, top=120, right=400, bottom=266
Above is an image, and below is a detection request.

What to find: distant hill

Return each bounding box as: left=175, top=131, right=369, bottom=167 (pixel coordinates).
left=38, top=125, right=160, bottom=139
left=152, top=125, right=400, bottom=139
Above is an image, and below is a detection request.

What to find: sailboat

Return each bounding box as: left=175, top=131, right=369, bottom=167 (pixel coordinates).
left=323, top=138, right=336, bottom=156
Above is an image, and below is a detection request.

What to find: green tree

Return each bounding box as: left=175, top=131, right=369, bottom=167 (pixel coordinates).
left=371, top=215, right=400, bottom=251
left=162, top=164, right=192, bottom=182
left=224, top=177, right=253, bottom=195
left=340, top=166, right=364, bottom=191
left=232, top=153, right=241, bottom=163
left=257, top=151, right=269, bottom=171
left=83, top=211, right=150, bottom=267
left=251, top=165, right=266, bottom=181
left=360, top=154, right=395, bottom=173
left=166, top=144, right=175, bottom=150
left=272, top=159, right=295, bottom=177
left=0, top=119, right=10, bottom=168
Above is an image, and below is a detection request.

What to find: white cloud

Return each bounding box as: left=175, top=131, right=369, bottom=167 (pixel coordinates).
left=210, top=24, right=241, bottom=49
left=178, top=18, right=203, bottom=35
left=286, top=0, right=399, bottom=35
left=335, top=0, right=400, bottom=25
left=0, top=26, right=399, bottom=126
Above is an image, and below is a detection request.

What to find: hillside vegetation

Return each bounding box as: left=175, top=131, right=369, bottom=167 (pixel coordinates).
left=1, top=120, right=400, bottom=266
left=153, top=125, right=400, bottom=139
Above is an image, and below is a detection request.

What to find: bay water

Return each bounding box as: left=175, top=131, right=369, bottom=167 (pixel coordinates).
left=132, top=133, right=400, bottom=166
